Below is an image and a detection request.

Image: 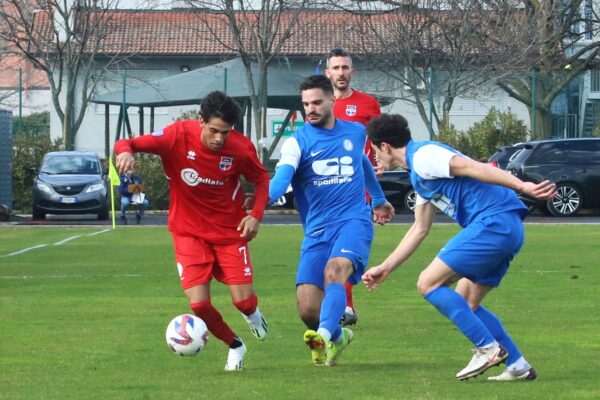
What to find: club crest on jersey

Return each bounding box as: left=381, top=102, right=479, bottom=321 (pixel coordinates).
left=344, top=139, right=353, bottom=151
left=345, top=105, right=357, bottom=117
left=219, top=156, right=233, bottom=171
left=187, top=150, right=196, bottom=160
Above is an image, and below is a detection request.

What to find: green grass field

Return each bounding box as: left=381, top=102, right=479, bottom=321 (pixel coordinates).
left=1, top=224, right=599, bottom=400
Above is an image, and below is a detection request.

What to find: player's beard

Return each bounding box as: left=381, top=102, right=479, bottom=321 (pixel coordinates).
left=333, top=77, right=350, bottom=91
left=308, top=109, right=333, bottom=128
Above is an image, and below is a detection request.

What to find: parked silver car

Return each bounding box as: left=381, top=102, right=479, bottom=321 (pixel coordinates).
left=32, top=151, right=109, bottom=220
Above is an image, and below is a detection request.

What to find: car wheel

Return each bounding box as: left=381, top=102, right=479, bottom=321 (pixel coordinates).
left=547, top=183, right=583, bottom=217
left=403, top=189, right=417, bottom=213
left=32, top=206, right=46, bottom=220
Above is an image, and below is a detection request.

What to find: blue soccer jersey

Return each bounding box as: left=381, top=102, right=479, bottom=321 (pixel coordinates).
left=405, top=140, right=527, bottom=227
left=276, top=119, right=372, bottom=234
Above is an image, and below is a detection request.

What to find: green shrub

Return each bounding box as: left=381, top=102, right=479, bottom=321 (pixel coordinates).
left=437, top=108, right=528, bottom=161
left=133, top=153, right=170, bottom=210
left=13, top=111, right=50, bottom=136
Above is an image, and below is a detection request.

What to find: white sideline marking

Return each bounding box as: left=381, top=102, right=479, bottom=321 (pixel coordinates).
left=53, top=235, right=82, bottom=246
left=86, top=229, right=110, bottom=237
left=0, top=244, right=49, bottom=257
left=1, top=229, right=110, bottom=257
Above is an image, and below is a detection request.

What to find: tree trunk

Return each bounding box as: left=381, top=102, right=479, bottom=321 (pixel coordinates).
left=529, top=108, right=553, bottom=140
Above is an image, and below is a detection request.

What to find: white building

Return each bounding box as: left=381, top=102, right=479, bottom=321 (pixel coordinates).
left=40, top=6, right=532, bottom=159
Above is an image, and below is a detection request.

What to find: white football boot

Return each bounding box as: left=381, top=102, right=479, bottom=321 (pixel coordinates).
left=224, top=339, right=247, bottom=372
left=488, top=367, right=537, bottom=381
left=456, top=342, right=508, bottom=380
left=243, top=308, right=268, bottom=341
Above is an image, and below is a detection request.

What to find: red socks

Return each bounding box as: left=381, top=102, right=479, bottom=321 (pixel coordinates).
left=233, top=294, right=258, bottom=316
left=345, top=281, right=354, bottom=309
left=190, top=300, right=236, bottom=346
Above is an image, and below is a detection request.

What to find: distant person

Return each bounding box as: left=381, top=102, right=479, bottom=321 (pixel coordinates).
left=118, top=169, right=149, bottom=225
left=115, top=91, right=270, bottom=372
left=269, top=75, right=394, bottom=367
left=325, top=48, right=382, bottom=326
left=363, top=114, right=556, bottom=381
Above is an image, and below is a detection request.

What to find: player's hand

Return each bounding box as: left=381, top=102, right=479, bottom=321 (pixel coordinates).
left=242, top=192, right=256, bottom=213
left=373, top=161, right=384, bottom=178
left=520, top=180, right=557, bottom=201
left=362, top=265, right=391, bottom=291
left=115, top=152, right=135, bottom=174
left=373, top=201, right=395, bottom=225
left=238, top=215, right=260, bottom=239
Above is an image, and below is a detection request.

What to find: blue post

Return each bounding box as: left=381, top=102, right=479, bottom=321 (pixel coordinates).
left=18, top=67, right=23, bottom=131
left=531, top=69, right=537, bottom=139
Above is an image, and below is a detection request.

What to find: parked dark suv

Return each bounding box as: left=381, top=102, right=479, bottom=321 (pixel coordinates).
left=488, top=144, right=525, bottom=170
left=32, top=151, right=109, bottom=220
left=507, top=138, right=600, bottom=216
left=378, top=169, right=416, bottom=212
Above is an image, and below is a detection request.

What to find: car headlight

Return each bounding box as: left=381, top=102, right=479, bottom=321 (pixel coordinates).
left=36, top=182, right=53, bottom=194
left=85, top=183, right=105, bottom=193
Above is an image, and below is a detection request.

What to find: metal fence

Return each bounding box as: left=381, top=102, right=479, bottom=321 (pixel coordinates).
left=551, top=113, right=579, bottom=138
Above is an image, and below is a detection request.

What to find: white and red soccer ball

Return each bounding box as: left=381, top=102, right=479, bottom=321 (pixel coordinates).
left=165, top=314, right=209, bottom=356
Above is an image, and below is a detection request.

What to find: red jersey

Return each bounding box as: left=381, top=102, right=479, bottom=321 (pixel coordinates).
left=114, top=120, right=269, bottom=244
left=333, top=89, right=381, bottom=165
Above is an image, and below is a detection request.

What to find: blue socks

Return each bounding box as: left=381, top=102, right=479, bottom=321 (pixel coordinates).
left=319, top=282, right=345, bottom=342
left=474, top=305, right=522, bottom=366
left=424, top=286, right=495, bottom=348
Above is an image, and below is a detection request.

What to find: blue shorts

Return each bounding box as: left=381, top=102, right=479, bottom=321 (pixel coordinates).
left=437, top=211, right=525, bottom=287
left=296, top=218, right=374, bottom=289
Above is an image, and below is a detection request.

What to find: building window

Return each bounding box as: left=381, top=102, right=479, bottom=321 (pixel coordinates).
left=591, top=68, right=600, bottom=93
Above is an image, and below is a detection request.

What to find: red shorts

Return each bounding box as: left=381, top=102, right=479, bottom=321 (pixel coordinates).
left=172, top=235, right=254, bottom=290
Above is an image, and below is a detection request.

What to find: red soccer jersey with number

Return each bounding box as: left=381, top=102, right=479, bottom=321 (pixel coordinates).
left=333, top=89, right=381, bottom=165
left=114, top=120, right=269, bottom=244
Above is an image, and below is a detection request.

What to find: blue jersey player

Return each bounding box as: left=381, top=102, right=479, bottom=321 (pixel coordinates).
left=269, top=75, right=394, bottom=366
left=363, top=114, right=556, bottom=381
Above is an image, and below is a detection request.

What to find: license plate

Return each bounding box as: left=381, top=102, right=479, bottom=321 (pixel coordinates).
left=60, top=197, right=77, bottom=204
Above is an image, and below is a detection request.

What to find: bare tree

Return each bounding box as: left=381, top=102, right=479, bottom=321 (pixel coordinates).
left=481, top=0, right=600, bottom=139
left=183, top=0, right=310, bottom=148
left=345, top=0, right=527, bottom=137
left=0, top=34, right=18, bottom=107
left=0, top=0, right=123, bottom=149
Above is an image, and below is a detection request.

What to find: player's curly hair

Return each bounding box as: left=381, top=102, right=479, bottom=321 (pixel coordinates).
left=200, top=91, right=241, bottom=125
left=299, top=75, right=334, bottom=96
left=367, top=114, right=412, bottom=148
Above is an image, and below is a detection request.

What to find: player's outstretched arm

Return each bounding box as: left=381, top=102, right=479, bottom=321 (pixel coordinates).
left=449, top=155, right=556, bottom=199
left=363, top=202, right=435, bottom=291
left=520, top=180, right=557, bottom=201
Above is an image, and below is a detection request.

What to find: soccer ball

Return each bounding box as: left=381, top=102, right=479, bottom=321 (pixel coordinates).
left=165, top=314, right=209, bottom=356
